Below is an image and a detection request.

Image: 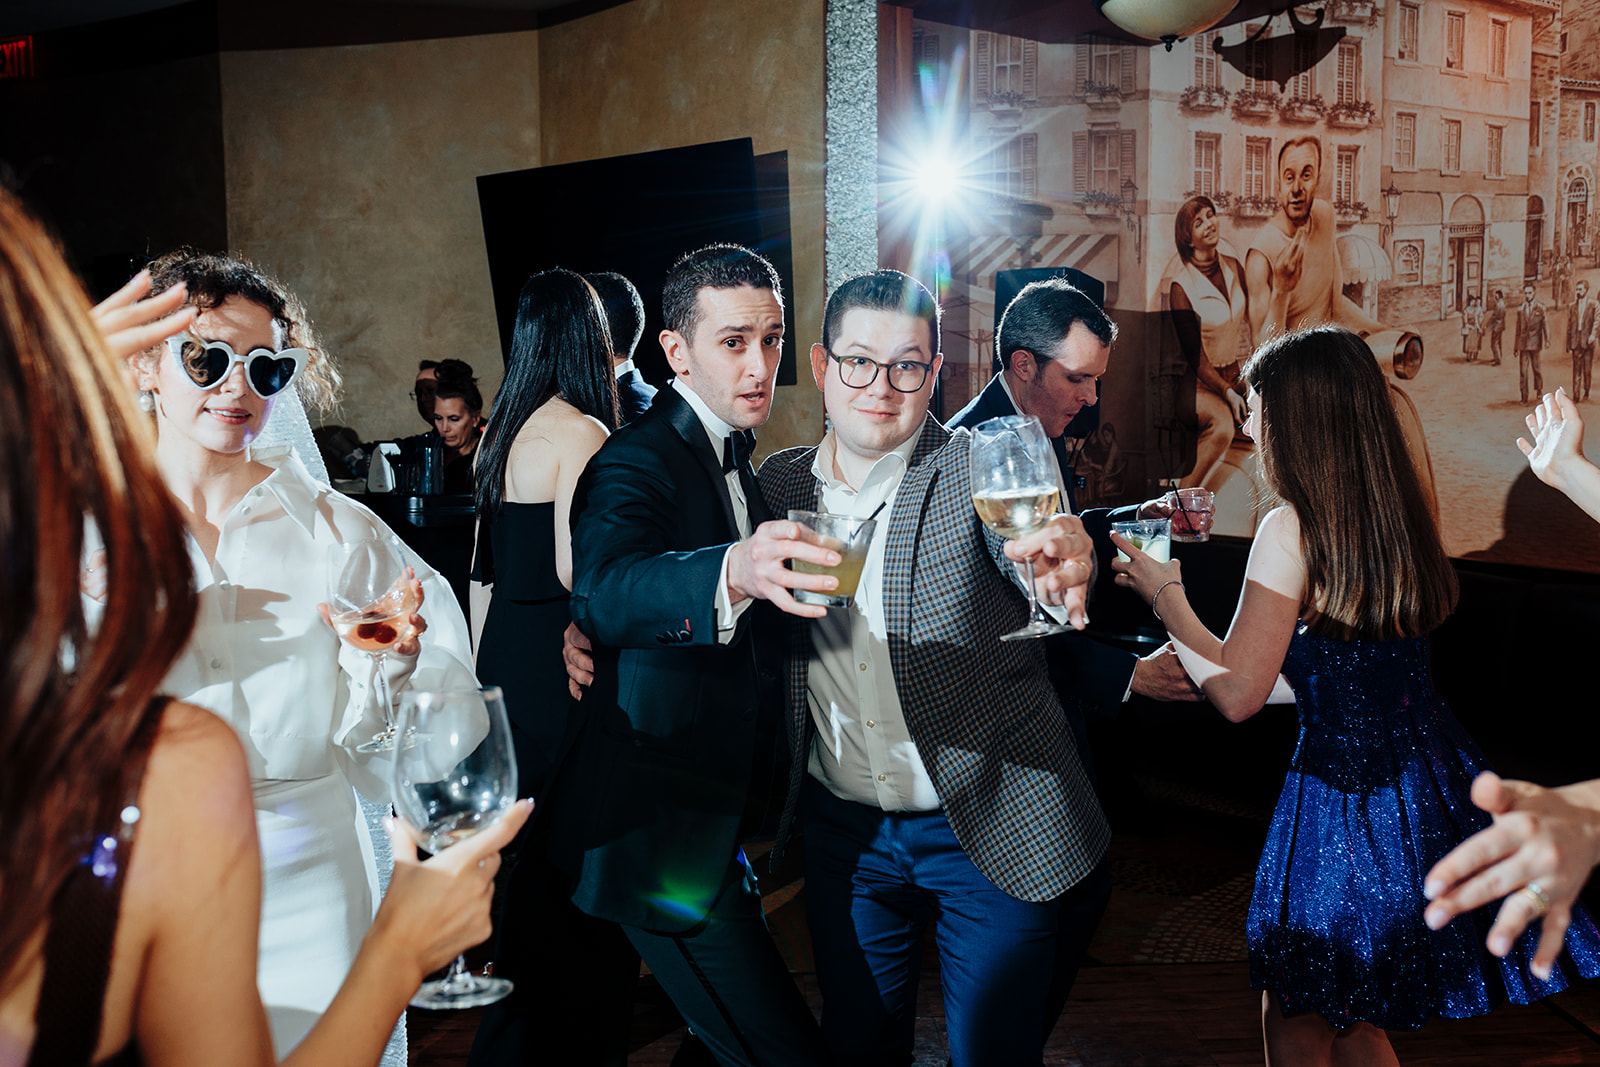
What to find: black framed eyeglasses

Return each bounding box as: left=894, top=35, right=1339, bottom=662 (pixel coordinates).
left=828, top=352, right=934, bottom=393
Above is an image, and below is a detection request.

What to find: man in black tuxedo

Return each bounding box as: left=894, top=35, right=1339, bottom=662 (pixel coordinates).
left=587, top=270, right=658, bottom=424
left=551, top=245, right=832, bottom=1066
left=948, top=278, right=1202, bottom=1039
left=949, top=279, right=1200, bottom=718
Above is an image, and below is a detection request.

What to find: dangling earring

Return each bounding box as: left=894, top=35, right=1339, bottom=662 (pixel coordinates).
left=138, top=390, right=155, bottom=412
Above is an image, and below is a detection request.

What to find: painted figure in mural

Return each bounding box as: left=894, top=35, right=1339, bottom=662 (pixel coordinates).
left=1567, top=278, right=1595, bottom=401
left=1169, top=195, right=1250, bottom=490
left=1488, top=289, right=1507, bottom=366
left=1461, top=293, right=1484, bottom=363
left=1113, top=326, right=1600, bottom=1067
left=1243, top=136, right=1386, bottom=342
left=1517, top=282, right=1549, bottom=404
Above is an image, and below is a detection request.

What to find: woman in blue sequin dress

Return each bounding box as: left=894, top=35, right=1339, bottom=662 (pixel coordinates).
left=1112, top=326, right=1600, bottom=1066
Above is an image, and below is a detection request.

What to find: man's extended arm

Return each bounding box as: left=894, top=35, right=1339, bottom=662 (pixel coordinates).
left=568, top=447, right=733, bottom=649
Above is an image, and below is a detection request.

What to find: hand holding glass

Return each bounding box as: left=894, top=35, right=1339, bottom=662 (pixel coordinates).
left=328, top=537, right=418, bottom=753
left=969, top=415, right=1070, bottom=641
left=788, top=510, right=876, bottom=608
left=391, top=686, right=518, bottom=1009
left=1112, top=518, right=1172, bottom=563
left=1167, top=488, right=1215, bottom=542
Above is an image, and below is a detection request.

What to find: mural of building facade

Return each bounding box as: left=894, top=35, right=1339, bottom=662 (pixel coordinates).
left=893, top=0, right=1600, bottom=572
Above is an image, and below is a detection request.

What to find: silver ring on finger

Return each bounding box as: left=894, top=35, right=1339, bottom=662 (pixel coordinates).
left=1520, top=881, right=1551, bottom=918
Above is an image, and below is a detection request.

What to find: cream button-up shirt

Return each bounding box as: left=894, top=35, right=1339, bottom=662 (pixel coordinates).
left=804, top=423, right=944, bottom=811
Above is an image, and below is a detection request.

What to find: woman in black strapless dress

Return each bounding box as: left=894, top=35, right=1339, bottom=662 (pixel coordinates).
left=467, top=269, right=637, bottom=1066
left=470, top=272, right=618, bottom=795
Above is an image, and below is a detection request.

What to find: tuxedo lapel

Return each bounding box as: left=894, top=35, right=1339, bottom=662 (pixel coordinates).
left=660, top=388, right=741, bottom=540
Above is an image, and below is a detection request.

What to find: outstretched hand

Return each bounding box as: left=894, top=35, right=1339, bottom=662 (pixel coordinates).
left=376, top=798, right=533, bottom=981
left=1424, top=772, right=1600, bottom=980
left=726, top=519, right=838, bottom=619
left=90, top=269, right=196, bottom=360
left=1518, top=389, right=1588, bottom=493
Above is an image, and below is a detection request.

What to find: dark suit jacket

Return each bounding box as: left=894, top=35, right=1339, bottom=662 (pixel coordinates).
left=759, top=419, right=1109, bottom=902
left=1517, top=300, right=1549, bottom=352
left=1569, top=299, right=1597, bottom=353
left=551, top=386, right=782, bottom=933
left=947, top=374, right=1138, bottom=717
left=615, top=365, right=658, bottom=426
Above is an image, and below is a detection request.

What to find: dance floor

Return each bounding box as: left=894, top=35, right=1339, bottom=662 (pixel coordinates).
left=409, top=772, right=1600, bottom=1065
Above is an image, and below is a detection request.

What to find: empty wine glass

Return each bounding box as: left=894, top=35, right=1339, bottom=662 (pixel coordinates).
left=327, top=537, right=417, bottom=753
left=391, top=686, right=519, bottom=1009
left=970, top=415, right=1070, bottom=641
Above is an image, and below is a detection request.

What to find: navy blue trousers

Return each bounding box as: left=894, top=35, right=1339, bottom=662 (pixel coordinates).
left=803, top=779, right=1107, bottom=1067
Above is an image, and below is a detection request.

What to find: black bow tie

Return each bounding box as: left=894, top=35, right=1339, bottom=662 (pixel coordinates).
left=721, top=429, right=756, bottom=474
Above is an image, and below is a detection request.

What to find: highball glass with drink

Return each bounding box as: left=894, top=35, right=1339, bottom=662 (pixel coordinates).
left=1167, top=487, right=1215, bottom=543
left=788, top=510, right=876, bottom=608
left=1112, top=518, right=1172, bottom=563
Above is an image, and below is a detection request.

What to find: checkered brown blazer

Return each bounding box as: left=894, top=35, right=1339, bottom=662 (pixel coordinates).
left=759, top=417, right=1110, bottom=903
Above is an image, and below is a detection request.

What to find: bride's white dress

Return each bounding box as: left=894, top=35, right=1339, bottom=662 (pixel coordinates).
left=162, top=436, right=477, bottom=1057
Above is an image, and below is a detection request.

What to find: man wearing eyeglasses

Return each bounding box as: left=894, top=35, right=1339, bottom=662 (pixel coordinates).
left=411, top=359, right=439, bottom=428
left=756, top=270, right=1100, bottom=1067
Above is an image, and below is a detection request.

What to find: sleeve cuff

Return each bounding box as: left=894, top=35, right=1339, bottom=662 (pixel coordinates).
left=715, top=544, right=754, bottom=645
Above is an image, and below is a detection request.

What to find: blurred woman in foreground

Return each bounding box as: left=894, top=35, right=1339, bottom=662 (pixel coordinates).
left=0, top=189, right=528, bottom=1066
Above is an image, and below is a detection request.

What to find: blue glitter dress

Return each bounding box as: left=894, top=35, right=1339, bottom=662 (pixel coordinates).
left=1248, top=625, right=1600, bottom=1030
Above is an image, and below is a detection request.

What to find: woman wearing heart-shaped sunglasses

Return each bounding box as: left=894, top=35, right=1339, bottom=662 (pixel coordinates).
left=124, top=249, right=481, bottom=1058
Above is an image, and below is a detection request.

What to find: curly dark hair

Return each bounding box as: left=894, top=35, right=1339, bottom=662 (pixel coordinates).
left=145, top=247, right=341, bottom=414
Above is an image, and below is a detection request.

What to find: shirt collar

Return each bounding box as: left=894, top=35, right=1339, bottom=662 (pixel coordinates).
left=996, top=369, right=1023, bottom=417
left=245, top=445, right=323, bottom=536
left=671, top=377, right=738, bottom=456
left=811, top=420, right=924, bottom=494
left=614, top=358, right=637, bottom=379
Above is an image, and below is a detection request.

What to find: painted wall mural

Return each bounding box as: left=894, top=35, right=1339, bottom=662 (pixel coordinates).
left=886, top=0, right=1600, bottom=573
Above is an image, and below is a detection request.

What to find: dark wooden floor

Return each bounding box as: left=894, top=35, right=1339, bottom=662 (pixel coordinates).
left=408, top=959, right=1600, bottom=1065
left=409, top=767, right=1600, bottom=1065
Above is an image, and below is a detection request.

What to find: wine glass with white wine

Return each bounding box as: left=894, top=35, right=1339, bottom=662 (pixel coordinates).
left=327, top=537, right=418, bottom=753
left=391, top=686, right=519, bottom=1009
left=970, top=414, right=1071, bottom=641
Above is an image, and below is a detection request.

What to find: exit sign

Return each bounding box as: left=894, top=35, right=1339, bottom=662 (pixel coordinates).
left=0, top=37, right=33, bottom=80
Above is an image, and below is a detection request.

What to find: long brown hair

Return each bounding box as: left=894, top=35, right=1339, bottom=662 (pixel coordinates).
left=1244, top=325, right=1457, bottom=640
left=0, top=191, right=198, bottom=991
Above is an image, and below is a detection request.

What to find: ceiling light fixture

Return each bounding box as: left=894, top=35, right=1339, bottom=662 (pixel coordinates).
left=1093, top=0, right=1240, bottom=50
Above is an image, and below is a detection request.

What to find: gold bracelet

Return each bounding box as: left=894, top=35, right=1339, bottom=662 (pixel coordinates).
left=1151, top=579, right=1185, bottom=623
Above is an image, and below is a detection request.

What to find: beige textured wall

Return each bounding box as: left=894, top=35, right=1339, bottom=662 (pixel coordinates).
left=537, top=0, right=829, bottom=454
left=220, top=31, right=540, bottom=440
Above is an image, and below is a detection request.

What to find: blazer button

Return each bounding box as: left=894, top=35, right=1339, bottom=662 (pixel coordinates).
left=656, top=631, right=675, bottom=644
left=677, top=629, right=693, bottom=642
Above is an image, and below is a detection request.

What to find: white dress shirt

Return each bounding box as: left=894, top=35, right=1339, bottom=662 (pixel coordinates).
left=669, top=379, right=755, bottom=642
left=159, top=446, right=478, bottom=1052
left=996, top=371, right=1072, bottom=507
left=614, top=357, right=639, bottom=379
left=805, top=423, right=944, bottom=811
